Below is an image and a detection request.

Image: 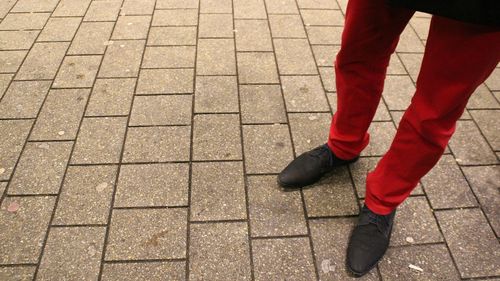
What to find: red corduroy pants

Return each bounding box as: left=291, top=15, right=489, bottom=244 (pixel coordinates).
left=327, top=0, right=500, bottom=215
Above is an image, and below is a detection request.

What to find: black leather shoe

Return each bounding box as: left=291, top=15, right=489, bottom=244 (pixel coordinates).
left=347, top=205, right=396, bottom=277
left=277, top=144, right=358, bottom=189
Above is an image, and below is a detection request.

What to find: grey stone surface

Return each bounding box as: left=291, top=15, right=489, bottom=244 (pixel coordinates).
left=237, top=52, right=279, bottom=84
left=37, top=17, right=81, bottom=42
left=68, top=22, right=114, bottom=55
left=53, top=165, right=117, bottom=225
left=156, top=0, right=199, bottom=9
left=436, top=209, right=500, bottom=278
left=269, top=14, right=306, bottom=38
left=98, top=40, right=145, bottom=78
left=234, top=0, right=267, bottom=19
left=199, top=14, right=234, bottom=38
left=123, top=126, right=191, bottom=162
left=200, top=0, right=232, bottom=13
left=297, top=0, right=338, bottom=9
left=130, top=95, right=192, bottom=126
left=0, top=119, right=33, bottom=181
left=0, top=12, right=50, bottom=30
left=15, top=42, right=69, bottom=80
left=12, top=0, right=59, bottom=12
left=449, top=120, right=498, bottom=165
left=248, top=175, right=307, bottom=237
left=53, top=55, right=102, bottom=88
left=265, top=0, right=298, bottom=14
left=252, top=238, right=317, bottom=280
left=240, top=84, right=287, bottom=124
left=53, top=0, right=91, bottom=17
left=189, top=222, right=252, bottom=280
left=301, top=9, right=344, bottom=26
left=190, top=162, right=246, bottom=221
left=361, top=122, right=396, bottom=156
left=193, top=114, right=242, bottom=161
left=112, top=16, right=151, bottom=40
left=84, top=0, right=121, bottom=22
left=467, top=84, right=499, bottom=109
left=152, top=9, right=198, bottom=26
left=71, top=117, right=127, bottom=164
left=0, top=196, right=55, bottom=264
left=197, top=39, right=236, bottom=75
left=303, top=167, right=358, bottom=217
left=243, top=124, right=293, bottom=174
left=85, top=78, right=136, bottom=116
left=319, top=67, right=336, bottom=92
left=195, top=76, right=239, bottom=113
left=37, top=227, right=106, bottom=281
left=288, top=112, right=331, bottom=155
left=9, top=141, right=72, bottom=195
left=142, top=46, right=196, bottom=68
left=312, top=45, right=340, bottom=67
left=281, top=75, right=329, bottom=112
left=0, top=80, right=51, bottom=119
left=120, top=0, right=155, bottom=15
left=114, top=163, right=189, bottom=207
left=382, top=75, right=416, bottom=110
left=106, top=208, right=187, bottom=260
left=148, top=26, right=197, bottom=46
left=470, top=109, right=500, bottom=150
left=274, top=39, right=317, bottom=75
left=306, top=26, right=343, bottom=45
left=235, top=20, right=273, bottom=52
left=0, top=31, right=39, bottom=50
left=30, top=89, right=90, bottom=141
left=136, top=69, right=194, bottom=94
left=0, top=267, right=36, bottom=281
left=101, top=261, right=185, bottom=281
left=0, top=50, right=27, bottom=73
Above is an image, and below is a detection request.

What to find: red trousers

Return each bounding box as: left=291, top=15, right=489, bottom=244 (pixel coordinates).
left=327, top=0, right=500, bottom=215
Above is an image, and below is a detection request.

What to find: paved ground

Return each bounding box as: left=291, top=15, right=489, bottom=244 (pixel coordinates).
left=0, top=0, right=499, bottom=280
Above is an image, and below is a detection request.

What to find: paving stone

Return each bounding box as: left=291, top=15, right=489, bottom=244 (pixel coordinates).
left=350, top=157, right=424, bottom=198
left=120, top=0, right=155, bottom=15
left=467, top=84, right=499, bottom=109
left=449, top=120, right=497, bottom=165
left=0, top=119, right=33, bottom=181
left=0, top=0, right=16, bottom=18
left=197, top=39, right=236, bottom=75
left=234, top=0, right=267, bottom=19
left=195, top=76, right=239, bottom=113
left=12, top=0, right=59, bottom=12
left=306, top=26, right=343, bottom=45
left=0, top=50, right=26, bottom=73
left=265, top=0, right=298, bottom=14
left=37, top=227, right=105, bottom=280
left=84, top=0, right=122, bottom=21
left=53, top=0, right=92, bottom=17
left=303, top=166, right=358, bottom=217
left=37, top=17, right=81, bottom=42
left=235, top=20, right=272, bottom=51
left=193, top=114, right=242, bottom=161
left=410, top=17, right=430, bottom=40
left=0, top=196, right=55, bottom=264
left=0, top=74, right=12, bottom=99
left=462, top=166, right=500, bottom=236
left=485, top=67, right=500, bottom=90
left=15, top=42, right=69, bottom=80
left=8, top=141, right=72, bottom=194
left=0, top=30, right=38, bottom=50
left=289, top=113, right=331, bottom=154
left=240, top=84, right=287, bottom=124
left=269, top=14, right=306, bottom=38
left=281, top=75, right=329, bottom=112
left=252, top=238, right=316, bottom=280
left=470, top=109, right=500, bottom=150
left=53, top=55, right=102, bottom=88
left=189, top=222, right=251, bottom=280
left=379, top=244, right=460, bottom=280
left=0, top=267, right=36, bottom=281
left=382, top=75, right=415, bottom=110
left=115, top=163, right=189, bottom=207
left=312, top=45, right=339, bottom=67
left=142, top=46, right=196, bottom=68
left=274, top=39, right=317, bottom=74
left=98, top=40, right=145, bottom=78
left=0, top=12, right=50, bottom=30
left=112, top=16, right=151, bottom=40
left=130, top=95, right=192, bottom=126
left=68, top=22, right=114, bottom=55
left=319, top=67, right=335, bottom=92
left=30, top=89, right=90, bottom=141
left=436, top=208, right=500, bottom=278
left=301, top=9, right=344, bottom=26
left=86, top=78, right=136, bottom=116
left=0, top=80, right=51, bottom=118
left=248, top=175, right=307, bottom=236
left=361, top=122, right=396, bottom=156
left=297, top=0, right=339, bottom=9
left=71, top=117, right=127, bottom=164
left=123, top=126, right=191, bottom=162
left=398, top=53, right=423, bottom=82
left=156, top=0, right=199, bottom=8
left=191, top=162, right=246, bottom=221
left=421, top=154, right=478, bottom=209
left=310, top=218, right=380, bottom=280
left=243, top=124, right=293, bottom=174
left=53, top=165, right=117, bottom=225
left=387, top=54, right=406, bottom=75
left=136, top=69, right=194, bottom=94
left=390, top=196, right=443, bottom=246
left=238, top=52, right=279, bottom=84
left=101, top=261, right=185, bottom=281
left=199, top=14, right=234, bottom=38
left=0, top=182, right=6, bottom=197
left=148, top=26, right=197, bottom=46
left=152, top=9, right=198, bottom=26
left=106, top=208, right=188, bottom=260
left=200, top=0, right=232, bottom=13
left=396, top=27, right=424, bottom=53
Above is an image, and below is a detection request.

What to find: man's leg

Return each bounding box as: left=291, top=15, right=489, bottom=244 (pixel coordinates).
left=278, top=0, right=414, bottom=188
left=348, top=16, right=500, bottom=277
